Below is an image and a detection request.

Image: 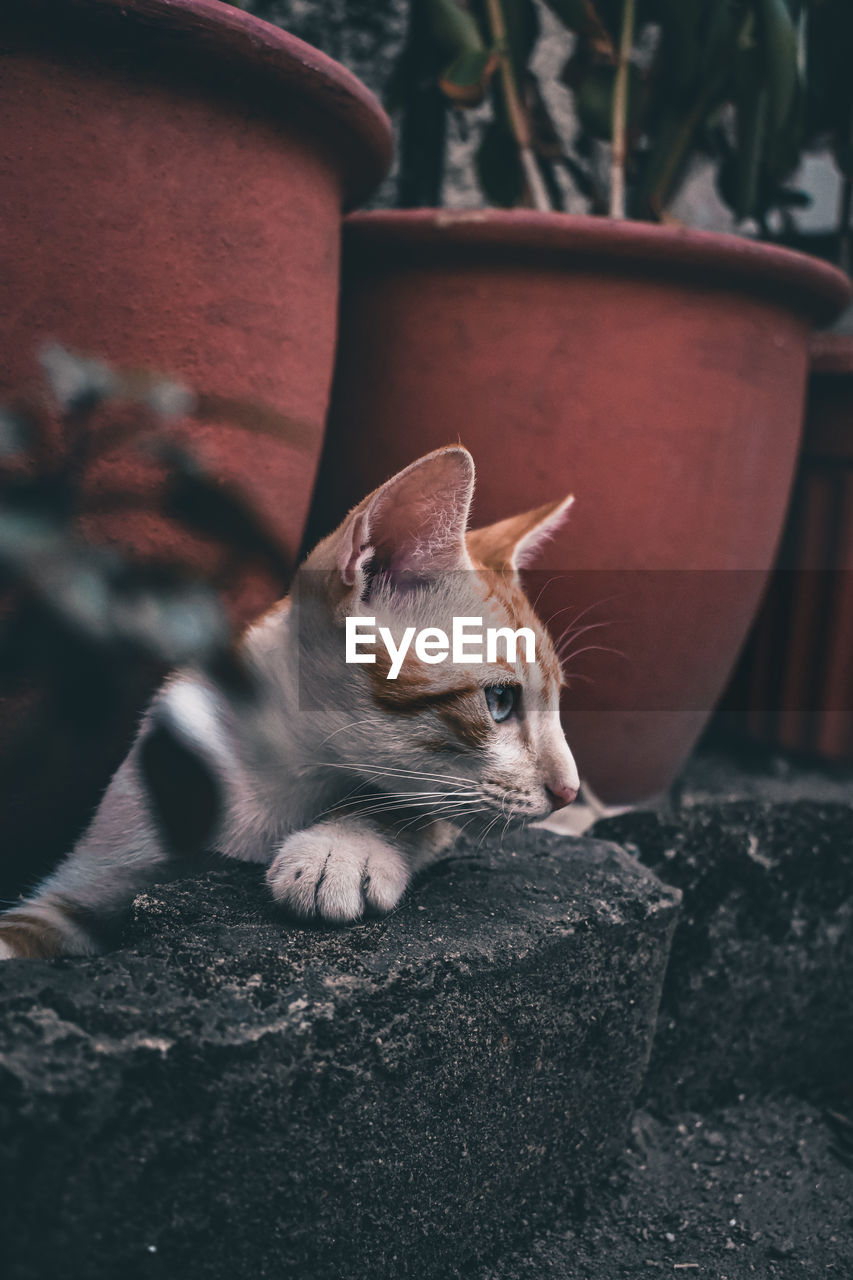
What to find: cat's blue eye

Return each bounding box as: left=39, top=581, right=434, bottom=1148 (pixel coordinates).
left=485, top=684, right=517, bottom=723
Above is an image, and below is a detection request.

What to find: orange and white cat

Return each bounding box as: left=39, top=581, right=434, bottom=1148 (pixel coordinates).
left=0, top=447, right=578, bottom=959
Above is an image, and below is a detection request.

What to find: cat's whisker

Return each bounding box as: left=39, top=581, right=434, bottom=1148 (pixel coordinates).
left=310, top=775, right=391, bottom=822
left=317, top=716, right=387, bottom=747
left=476, top=811, right=503, bottom=850
left=559, top=641, right=629, bottom=668
left=545, top=591, right=625, bottom=650
left=561, top=670, right=595, bottom=688
left=531, top=573, right=569, bottom=612
left=393, top=802, right=488, bottom=836
left=557, top=632, right=620, bottom=658
left=457, top=810, right=489, bottom=837
left=551, top=590, right=624, bottom=630
left=541, top=601, right=582, bottom=632
left=323, top=794, right=481, bottom=824
left=551, top=618, right=614, bottom=652
left=319, top=762, right=475, bottom=787
left=322, top=793, right=477, bottom=820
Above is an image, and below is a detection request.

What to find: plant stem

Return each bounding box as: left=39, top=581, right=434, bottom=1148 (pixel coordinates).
left=609, top=0, right=635, bottom=219
left=485, top=0, right=551, bottom=212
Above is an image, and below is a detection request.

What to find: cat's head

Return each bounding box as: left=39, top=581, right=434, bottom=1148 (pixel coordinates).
left=291, top=446, right=579, bottom=829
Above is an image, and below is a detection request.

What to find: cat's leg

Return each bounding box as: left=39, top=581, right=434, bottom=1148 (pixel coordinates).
left=266, top=819, right=411, bottom=923
left=407, top=818, right=460, bottom=871
left=0, top=678, right=233, bottom=960
left=0, top=751, right=175, bottom=959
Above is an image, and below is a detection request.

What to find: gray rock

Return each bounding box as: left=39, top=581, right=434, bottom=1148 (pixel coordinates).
left=0, top=830, right=679, bottom=1280
left=476, top=1096, right=853, bottom=1279
left=593, top=801, right=853, bottom=1109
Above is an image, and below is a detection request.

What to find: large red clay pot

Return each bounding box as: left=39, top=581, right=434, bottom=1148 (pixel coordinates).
left=306, top=211, right=849, bottom=803
left=0, top=0, right=391, bottom=895
left=724, top=332, right=853, bottom=763
left=0, top=0, right=392, bottom=620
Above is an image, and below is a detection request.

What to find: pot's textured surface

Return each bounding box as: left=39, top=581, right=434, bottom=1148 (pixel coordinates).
left=0, top=0, right=391, bottom=887
left=0, top=0, right=392, bottom=618
left=307, top=211, right=850, bottom=802
left=0, top=831, right=680, bottom=1280
left=728, top=334, right=853, bottom=761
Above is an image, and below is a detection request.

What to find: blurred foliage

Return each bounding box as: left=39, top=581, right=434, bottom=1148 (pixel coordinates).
left=0, top=347, right=296, bottom=870
left=391, top=0, right=853, bottom=230
left=0, top=344, right=291, bottom=696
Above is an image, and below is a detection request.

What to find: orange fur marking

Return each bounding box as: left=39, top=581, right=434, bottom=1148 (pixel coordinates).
left=0, top=914, right=68, bottom=959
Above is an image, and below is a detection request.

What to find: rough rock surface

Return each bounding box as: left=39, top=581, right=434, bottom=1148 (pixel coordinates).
left=475, top=1096, right=853, bottom=1279
left=0, top=830, right=679, bottom=1280
left=593, top=801, right=853, bottom=1110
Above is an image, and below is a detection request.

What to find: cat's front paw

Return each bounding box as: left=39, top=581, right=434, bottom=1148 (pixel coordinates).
left=266, top=821, right=410, bottom=923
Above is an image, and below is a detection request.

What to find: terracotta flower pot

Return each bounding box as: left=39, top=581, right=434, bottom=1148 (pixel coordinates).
left=0, top=0, right=391, bottom=895
left=0, top=0, right=392, bottom=620
left=724, top=332, right=853, bottom=763
left=305, top=211, right=849, bottom=803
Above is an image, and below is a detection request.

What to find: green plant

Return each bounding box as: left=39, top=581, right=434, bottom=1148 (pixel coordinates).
left=393, top=0, right=808, bottom=224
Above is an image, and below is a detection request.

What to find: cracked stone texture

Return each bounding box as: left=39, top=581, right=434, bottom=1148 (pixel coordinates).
left=0, top=830, right=679, bottom=1280
left=592, top=801, right=853, bottom=1111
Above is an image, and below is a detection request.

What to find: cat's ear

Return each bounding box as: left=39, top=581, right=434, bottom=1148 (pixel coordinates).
left=467, top=495, right=574, bottom=574
left=335, top=446, right=475, bottom=590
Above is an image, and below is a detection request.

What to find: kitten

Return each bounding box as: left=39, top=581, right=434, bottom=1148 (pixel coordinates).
left=0, top=447, right=578, bottom=959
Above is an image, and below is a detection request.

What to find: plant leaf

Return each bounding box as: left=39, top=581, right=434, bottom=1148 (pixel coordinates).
left=423, top=0, right=485, bottom=57
left=439, top=48, right=499, bottom=106
left=735, top=79, right=769, bottom=220
left=758, top=0, right=800, bottom=137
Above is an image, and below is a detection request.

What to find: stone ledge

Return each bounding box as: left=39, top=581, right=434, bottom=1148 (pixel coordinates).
left=593, top=800, right=853, bottom=1110
left=0, top=831, right=679, bottom=1280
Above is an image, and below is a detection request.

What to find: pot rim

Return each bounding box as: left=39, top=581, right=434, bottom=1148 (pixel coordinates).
left=344, top=210, right=851, bottom=324
left=11, top=0, right=393, bottom=210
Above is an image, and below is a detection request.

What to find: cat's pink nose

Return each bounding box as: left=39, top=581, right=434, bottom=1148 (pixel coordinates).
left=545, top=782, right=579, bottom=812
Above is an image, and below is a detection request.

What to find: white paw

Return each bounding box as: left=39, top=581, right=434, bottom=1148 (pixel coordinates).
left=266, top=822, right=410, bottom=923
